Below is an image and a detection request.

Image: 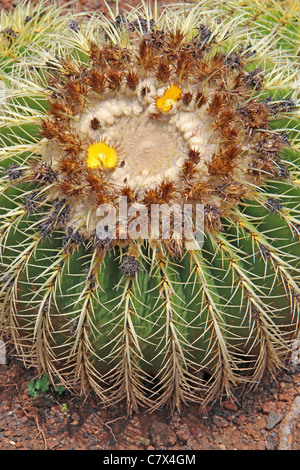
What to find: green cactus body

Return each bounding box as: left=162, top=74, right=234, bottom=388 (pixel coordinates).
left=0, top=1, right=299, bottom=412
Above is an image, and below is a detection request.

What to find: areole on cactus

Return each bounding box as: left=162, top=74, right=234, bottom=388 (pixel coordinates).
left=0, top=0, right=299, bottom=412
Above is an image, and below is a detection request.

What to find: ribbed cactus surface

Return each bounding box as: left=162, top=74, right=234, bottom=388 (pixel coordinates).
left=0, top=0, right=299, bottom=412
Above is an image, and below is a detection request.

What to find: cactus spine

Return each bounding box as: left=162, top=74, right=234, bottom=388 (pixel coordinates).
left=0, top=1, right=299, bottom=412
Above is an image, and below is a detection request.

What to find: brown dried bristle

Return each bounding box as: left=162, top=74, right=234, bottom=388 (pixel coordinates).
left=182, top=91, right=193, bottom=105
left=59, top=156, right=82, bottom=176
left=137, top=39, right=158, bottom=71
left=121, top=186, right=138, bottom=203
left=167, top=29, right=185, bottom=48
left=86, top=71, right=106, bottom=93
left=89, top=42, right=104, bottom=67
left=142, top=181, right=177, bottom=208
left=59, top=181, right=84, bottom=196
left=107, top=71, right=123, bottom=91
left=126, top=71, right=139, bottom=90
left=207, top=92, right=225, bottom=116
left=188, top=149, right=201, bottom=164
left=176, top=51, right=193, bottom=80
left=181, top=160, right=197, bottom=181
left=41, top=118, right=60, bottom=139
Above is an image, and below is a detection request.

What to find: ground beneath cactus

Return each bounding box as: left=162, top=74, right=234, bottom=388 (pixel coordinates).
left=0, top=341, right=300, bottom=451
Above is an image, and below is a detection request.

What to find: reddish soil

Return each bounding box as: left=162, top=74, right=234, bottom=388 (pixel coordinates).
left=1, top=0, right=300, bottom=452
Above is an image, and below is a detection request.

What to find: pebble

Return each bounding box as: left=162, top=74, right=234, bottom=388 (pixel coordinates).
left=47, top=439, right=59, bottom=450
left=279, top=388, right=297, bottom=402
left=227, top=414, right=236, bottom=422
left=223, top=398, right=238, bottom=411
left=294, top=374, right=300, bottom=383
left=186, top=436, right=199, bottom=449
left=256, top=440, right=266, bottom=450
left=150, top=421, right=177, bottom=447
left=146, top=445, right=155, bottom=451
left=176, top=424, right=191, bottom=442
left=261, top=401, right=275, bottom=414
left=15, top=409, right=24, bottom=418
left=278, top=396, right=300, bottom=450
left=279, top=392, right=290, bottom=402
left=266, top=440, right=275, bottom=450
left=277, top=401, right=287, bottom=412
left=71, top=412, right=80, bottom=425
left=255, top=417, right=267, bottom=431
left=236, top=414, right=247, bottom=426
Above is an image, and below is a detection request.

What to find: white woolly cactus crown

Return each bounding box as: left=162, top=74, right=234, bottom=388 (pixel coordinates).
left=0, top=0, right=299, bottom=412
